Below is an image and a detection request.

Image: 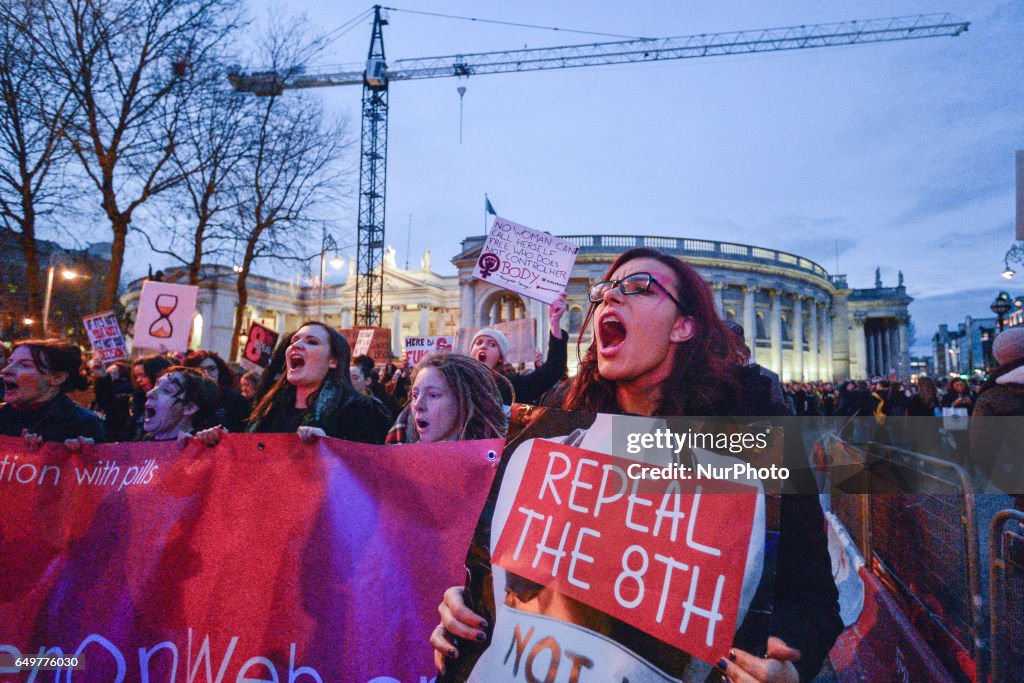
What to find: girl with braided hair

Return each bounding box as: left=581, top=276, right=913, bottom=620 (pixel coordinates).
left=386, top=352, right=508, bottom=444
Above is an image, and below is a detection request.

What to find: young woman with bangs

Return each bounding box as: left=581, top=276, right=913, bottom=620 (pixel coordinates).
left=431, top=248, right=842, bottom=683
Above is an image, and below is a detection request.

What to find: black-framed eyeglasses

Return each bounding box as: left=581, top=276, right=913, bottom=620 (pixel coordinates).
left=588, top=272, right=687, bottom=313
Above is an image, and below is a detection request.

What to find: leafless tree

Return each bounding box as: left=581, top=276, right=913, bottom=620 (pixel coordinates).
left=225, top=20, right=352, bottom=359
left=31, top=0, right=241, bottom=310
left=135, top=69, right=251, bottom=285
left=0, top=0, right=76, bottom=324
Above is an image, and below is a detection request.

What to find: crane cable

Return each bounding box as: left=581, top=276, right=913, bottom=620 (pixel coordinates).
left=321, top=8, right=376, bottom=50
left=380, top=6, right=648, bottom=41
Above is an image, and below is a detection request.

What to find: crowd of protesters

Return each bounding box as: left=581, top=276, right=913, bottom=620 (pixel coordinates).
left=3, top=247, right=1023, bottom=682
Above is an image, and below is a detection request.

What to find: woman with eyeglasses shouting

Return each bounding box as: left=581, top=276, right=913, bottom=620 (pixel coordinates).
left=432, top=248, right=842, bottom=683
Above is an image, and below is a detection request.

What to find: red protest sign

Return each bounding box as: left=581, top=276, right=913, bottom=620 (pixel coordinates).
left=491, top=439, right=758, bottom=664
left=82, top=311, right=128, bottom=362
left=242, top=321, right=279, bottom=370
left=404, top=335, right=455, bottom=365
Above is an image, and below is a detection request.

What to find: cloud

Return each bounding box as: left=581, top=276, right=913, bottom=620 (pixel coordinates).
left=908, top=286, right=1011, bottom=355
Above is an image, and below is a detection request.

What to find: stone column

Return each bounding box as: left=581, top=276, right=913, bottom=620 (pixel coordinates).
left=535, top=298, right=548, bottom=353
left=769, top=290, right=783, bottom=378
left=898, top=320, right=909, bottom=379
left=823, top=304, right=834, bottom=381
left=712, top=282, right=725, bottom=318
left=458, top=277, right=476, bottom=328
left=792, top=295, right=804, bottom=382
left=276, top=311, right=288, bottom=334
left=880, top=324, right=890, bottom=377
left=866, top=328, right=875, bottom=377
left=808, top=300, right=820, bottom=380
left=340, top=308, right=352, bottom=330
left=889, top=323, right=899, bottom=377
left=391, top=305, right=403, bottom=356
left=853, top=317, right=868, bottom=380
left=742, top=286, right=757, bottom=363
left=419, top=304, right=430, bottom=336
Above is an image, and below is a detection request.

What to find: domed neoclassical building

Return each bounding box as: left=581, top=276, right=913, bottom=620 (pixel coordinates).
left=453, top=234, right=911, bottom=382
left=123, top=234, right=911, bottom=382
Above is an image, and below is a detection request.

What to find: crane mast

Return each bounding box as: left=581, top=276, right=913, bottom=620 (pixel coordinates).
left=356, top=5, right=388, bottom=328
left=228, top=9, right=968, bottom=328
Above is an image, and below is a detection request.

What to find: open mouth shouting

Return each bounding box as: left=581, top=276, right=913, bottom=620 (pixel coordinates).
left=597, top=311, right=627, bottom=357
left=287, top=351, right=306, bottom=375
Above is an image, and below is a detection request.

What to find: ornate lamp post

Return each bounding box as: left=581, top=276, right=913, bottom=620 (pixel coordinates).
left=991, top=290, right=1013, bottom=332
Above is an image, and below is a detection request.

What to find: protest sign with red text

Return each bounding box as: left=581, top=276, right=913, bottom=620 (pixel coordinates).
left=491, top=439, right=759, bottom=665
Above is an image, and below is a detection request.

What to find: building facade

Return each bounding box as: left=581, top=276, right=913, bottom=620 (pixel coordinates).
left=121, top=247, right=460, bottom=361
left=454, top=235, right=912, bottom=382
left=123, top=235, right=913, bottom=381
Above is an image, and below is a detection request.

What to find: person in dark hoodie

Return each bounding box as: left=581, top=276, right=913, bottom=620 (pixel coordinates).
left=469, top=292, right=568, bottom=406
left=970, top=328, right=1024, bottom=509
left=0, top=339, right=105, bottom=446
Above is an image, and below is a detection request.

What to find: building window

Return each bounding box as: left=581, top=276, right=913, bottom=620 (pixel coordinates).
left=755, top=312, right=767, bottom=340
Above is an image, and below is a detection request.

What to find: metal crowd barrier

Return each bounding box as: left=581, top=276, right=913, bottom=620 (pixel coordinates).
left=823, top=436, right=986, bottom=682
left=989, top=509, right=1024, bottom=683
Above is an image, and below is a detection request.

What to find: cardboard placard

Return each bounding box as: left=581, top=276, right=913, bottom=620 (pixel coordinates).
left=473, top=216, right=579, bottom=304
left=132, top=281, right=199, bottom=353
left=455, top=318, right=537, bottom=366
left=340, top=327, right=393, bottom=364
left=82, top=311, right=129, bottom=363
left=403, top=335, right=455, bottom=366
left=240, top=321, right=279, bottom=372
left=353, top=329, right=374, bottom=356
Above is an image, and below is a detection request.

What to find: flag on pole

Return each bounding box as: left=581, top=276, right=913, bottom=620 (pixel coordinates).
left=485, top=194, right=497, bottom=216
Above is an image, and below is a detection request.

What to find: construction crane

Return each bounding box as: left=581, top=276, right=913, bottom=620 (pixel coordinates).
left=228, top=8, right=968, bottom=327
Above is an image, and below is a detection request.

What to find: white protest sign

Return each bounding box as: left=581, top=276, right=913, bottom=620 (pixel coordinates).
left=82, top=311, right=129, bottom=363
left=472, top=216, right=579, bottom=304
left=132, top=281, right=199, bottom=353
left=353, top=329, right=375, bottom=357
left=403, top=336, right=454, bottom=366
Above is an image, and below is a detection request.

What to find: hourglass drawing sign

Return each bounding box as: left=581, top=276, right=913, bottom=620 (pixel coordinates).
left=149, top=294, right=178, bottom=339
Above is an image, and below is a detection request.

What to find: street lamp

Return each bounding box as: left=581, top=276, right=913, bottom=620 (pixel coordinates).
left=318, top=227, right=344, bottom=321
left=1002, top=241, right=1024, bottom=279
left=42, top=265, right=85, bottom=336
left=990, top=290, right=1013, bottom=332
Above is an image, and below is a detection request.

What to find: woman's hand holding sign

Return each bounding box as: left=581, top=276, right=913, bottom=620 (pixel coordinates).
left=549, top=291, right=568, bottom=339
left=431, top=586, right=487, bottom=673
left=718, top=638, right=800, bottom=683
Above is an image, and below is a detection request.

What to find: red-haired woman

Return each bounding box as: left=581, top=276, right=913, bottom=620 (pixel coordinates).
left=431, top=248, right=842, bottom=682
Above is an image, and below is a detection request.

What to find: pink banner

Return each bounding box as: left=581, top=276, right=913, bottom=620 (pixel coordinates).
left=0, top=434, right=501, bottom=682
